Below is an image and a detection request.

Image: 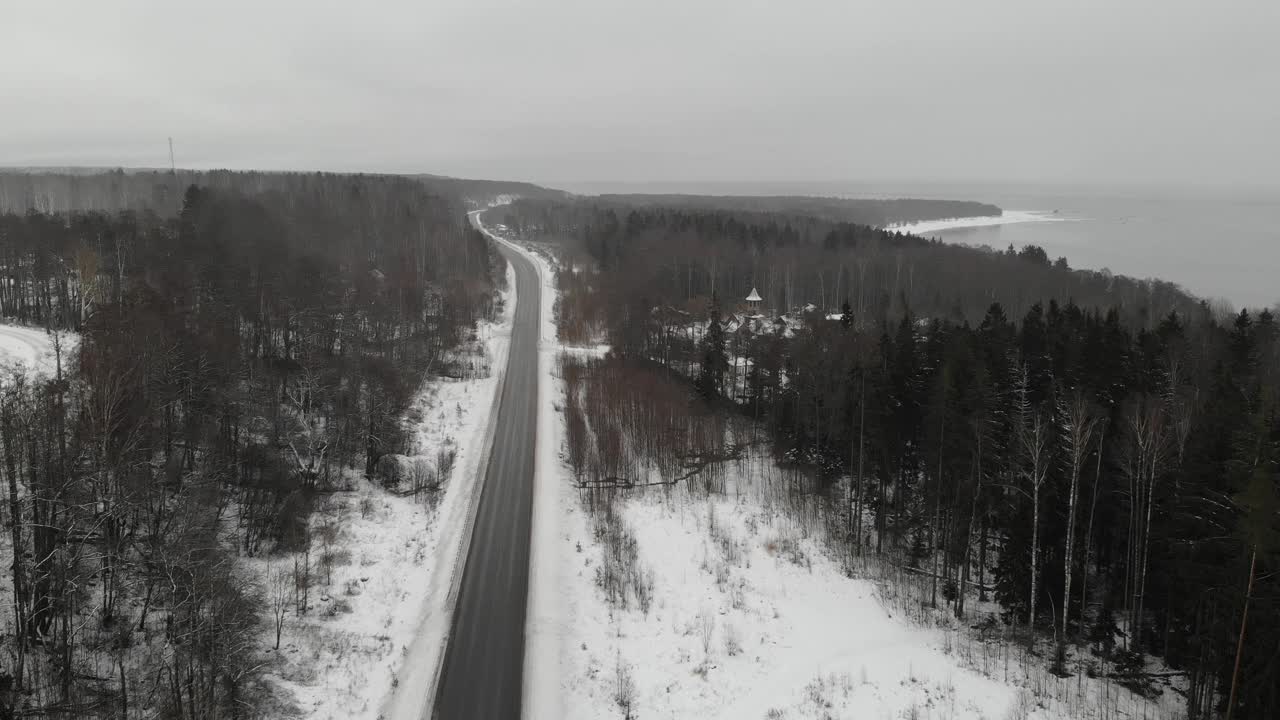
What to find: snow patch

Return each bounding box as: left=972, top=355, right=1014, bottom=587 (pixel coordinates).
left=0, top=323, right=77, bottom=377
left=559, top=343, right=611, bottom=359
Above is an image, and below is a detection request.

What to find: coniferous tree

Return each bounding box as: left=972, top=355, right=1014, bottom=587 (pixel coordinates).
left=696, top=292, right=728, bottom=402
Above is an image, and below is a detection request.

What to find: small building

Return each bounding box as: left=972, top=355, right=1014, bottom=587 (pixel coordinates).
left=745, top=287, right=762, bottom=311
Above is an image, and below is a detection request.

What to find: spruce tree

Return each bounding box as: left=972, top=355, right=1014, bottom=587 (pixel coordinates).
left=697, top=292, right=728, bottom=403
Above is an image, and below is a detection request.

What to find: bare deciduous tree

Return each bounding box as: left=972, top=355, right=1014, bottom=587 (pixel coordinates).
left=1058, top=387, right=1099, bottom=653
left=269, top=564, right=290, bottom=650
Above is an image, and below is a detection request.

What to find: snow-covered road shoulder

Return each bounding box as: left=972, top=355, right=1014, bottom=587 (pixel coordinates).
left=506, top=236, right=563, bottom=720
left=376, top=259, right=516, bottom=720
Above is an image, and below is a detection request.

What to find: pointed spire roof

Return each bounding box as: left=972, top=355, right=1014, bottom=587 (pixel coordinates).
left=746, top=287, right=762, bottom=302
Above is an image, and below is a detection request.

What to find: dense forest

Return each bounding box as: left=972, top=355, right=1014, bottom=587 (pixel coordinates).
left=496, top=199, right=1208, bottom=344
left=593, top=193, right=1002, bottom=228
left=0, top=171, right=497, bottom=717
left=411, top=174, right=571, bottom=208
left=0, top=168, right=570, bottom=218
left=501, top=200, right=1279, bottom=719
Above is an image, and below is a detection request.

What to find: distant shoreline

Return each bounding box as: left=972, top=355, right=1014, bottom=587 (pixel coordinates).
left=885, top=210, right=1071, bottom=236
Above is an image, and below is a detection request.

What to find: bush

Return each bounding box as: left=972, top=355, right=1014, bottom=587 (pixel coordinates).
left=322, top=598, right=353, bottom=617
left=724, top=623, right=742, bottom=657
left=614, top=654, right=636, bottom=718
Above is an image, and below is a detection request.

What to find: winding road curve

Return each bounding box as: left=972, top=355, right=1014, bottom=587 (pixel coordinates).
left=433, top=211, right=541, bottom=719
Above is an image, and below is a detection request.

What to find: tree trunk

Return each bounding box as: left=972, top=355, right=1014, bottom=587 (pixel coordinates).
left=978, top=515, right=988, bottom=602
left=855, top=372, right=866, bottom=555
left=1080, top=419, right=1106, bottom=640
left=931, top=409, right=944, bottom=609
left=1030, top=468, right=1040, bottom=639
left=1226, top=549, right=1257, bottom=720
left=958, top=436, right=983, bottom=619
left=2, top=396, right=26, bottom=689
left=1061, top=392, right=1097, bottom=651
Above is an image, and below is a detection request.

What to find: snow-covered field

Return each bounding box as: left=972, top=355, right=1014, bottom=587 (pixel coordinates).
left=254, top=262, right=515, bottom=720
left=0, top=322, right=75, bottom=376
left=886, top=210, right=1071, bottom=237
left=548, top=472, right=1180, bottom=720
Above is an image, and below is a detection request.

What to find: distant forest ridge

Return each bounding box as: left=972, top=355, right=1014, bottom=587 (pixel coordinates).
left=1, top=170, right=1001, bottom=229
left=0, top=168, right=573, bottom=216
left=592, top=193, right=1002, bottom=228
left=410, top=173, right=572, bottom=206
left=0, top=168, right=459, bottom=216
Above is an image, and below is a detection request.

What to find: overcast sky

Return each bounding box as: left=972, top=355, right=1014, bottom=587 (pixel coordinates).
left=3, top=0, right=1277, bottom=188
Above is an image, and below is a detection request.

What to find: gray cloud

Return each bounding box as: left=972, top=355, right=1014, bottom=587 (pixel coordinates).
left=3, top=0, right=1276, bottom=187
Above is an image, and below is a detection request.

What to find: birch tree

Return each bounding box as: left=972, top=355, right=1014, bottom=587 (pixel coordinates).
left=1121, top=395, right=1172, bottom=653
left=1058, top=387, right=1099, bottom=648
left=1015, top=364, right=1050, bottom=637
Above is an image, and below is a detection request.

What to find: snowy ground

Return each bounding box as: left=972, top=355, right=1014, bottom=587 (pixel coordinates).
left=0, top=323, right=76, bottom=377
left=561, top=484, right=1030, bottom=720
left=253, top=262, right=515, bottom=720
left=885, top=210, right=1071, bottom=237
left=0, top=322, right=66, bottom=688
left=550, top=474, right=1181, bottom=720
left=559, top=343, right=611, bottom=359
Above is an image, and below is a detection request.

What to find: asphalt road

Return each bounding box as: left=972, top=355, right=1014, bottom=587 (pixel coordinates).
left=433, top=212, right=540, bottom=719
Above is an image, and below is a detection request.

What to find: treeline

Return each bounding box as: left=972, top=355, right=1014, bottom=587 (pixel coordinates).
left=0, top=169, right=573, bottom=219
left=748, top=303, right=1278, bottom=719
left=411, top=174, right=570, bottom=208
left=0, top=174, right=496, bottom=718
left=509, top=201, right=1278, bottom=718
left=593, top=193, right=1002, bottom=228
left=0, top=168, right=467, bottom=218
